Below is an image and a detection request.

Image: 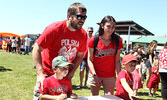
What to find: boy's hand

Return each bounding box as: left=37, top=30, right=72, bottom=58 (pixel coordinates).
left=129, top=92, right=139, bottom=100
left=131, top=95, right=139, bottom=100
left=70, top=93, right=78, bottom=99
left=58, top=93, right=67, bottom=100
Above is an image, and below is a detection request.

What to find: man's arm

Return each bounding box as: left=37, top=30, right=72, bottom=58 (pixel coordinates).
left=32, top=43, right=45, bottom=88
left=66, top=52, right=84, bottom=79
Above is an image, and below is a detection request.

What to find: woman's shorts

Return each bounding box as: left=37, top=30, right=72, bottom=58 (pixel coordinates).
left=87, top=73, right=116, bottom=88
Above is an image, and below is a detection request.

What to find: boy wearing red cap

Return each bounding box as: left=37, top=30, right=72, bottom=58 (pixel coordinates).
left=115, top=54, right=139, bottom=100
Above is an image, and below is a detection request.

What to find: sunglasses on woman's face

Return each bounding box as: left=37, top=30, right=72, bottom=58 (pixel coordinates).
left=74, top=14, right=87, bottom=20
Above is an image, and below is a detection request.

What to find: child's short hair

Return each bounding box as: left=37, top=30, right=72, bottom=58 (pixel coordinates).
left=52, top=56, right=74, bottom=68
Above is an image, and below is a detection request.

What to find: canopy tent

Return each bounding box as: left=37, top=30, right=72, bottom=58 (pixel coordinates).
left=0, top=32, right=21, bottom=38
left=131, top=36, right=167, bottom=46
left=115, top=20, right=154, bottom=51
left=0, top=32, right=23, bottom=49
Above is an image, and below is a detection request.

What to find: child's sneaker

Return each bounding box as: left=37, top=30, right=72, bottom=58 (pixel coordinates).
left=152, top=94, right=156, bottom=97
left=148, top=93, right=152, bottom=97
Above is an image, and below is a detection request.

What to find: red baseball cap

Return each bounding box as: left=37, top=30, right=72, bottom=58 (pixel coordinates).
left=122, top=54, right=138, bottom=64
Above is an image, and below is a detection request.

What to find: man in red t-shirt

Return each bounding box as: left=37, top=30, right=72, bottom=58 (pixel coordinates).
left=32, top=2, right=87, bottom=100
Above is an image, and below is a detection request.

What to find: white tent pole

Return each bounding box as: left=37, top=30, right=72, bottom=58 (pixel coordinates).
left=126, top=25, right=131, bottom=52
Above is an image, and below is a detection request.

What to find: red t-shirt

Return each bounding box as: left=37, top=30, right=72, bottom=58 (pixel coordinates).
left=37, top=20, right=87, bottom=76
left=115, top=70, right=133, bottom=100
left=21, top=40, right=24, bottom=45
left=88, top=36, right=123, bottom=77
left=39, top=76, right=72, bottom=96
left=6, top=39, right=11, bottom=45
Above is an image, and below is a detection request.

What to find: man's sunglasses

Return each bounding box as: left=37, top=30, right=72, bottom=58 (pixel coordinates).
left=74, top=14, right=87, bottom=20
left=88, top=31, right=93, bottom=33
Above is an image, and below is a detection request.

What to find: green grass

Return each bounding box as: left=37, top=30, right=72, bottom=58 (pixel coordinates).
left=0, top=50, right=162, bottom=100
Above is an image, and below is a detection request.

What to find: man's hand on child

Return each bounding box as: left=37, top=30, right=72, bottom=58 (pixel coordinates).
left=37, top=74, right=45, bottom=91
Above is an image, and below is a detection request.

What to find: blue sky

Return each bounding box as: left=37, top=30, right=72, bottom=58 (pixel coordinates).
left=1, top=0, right=167, bottom=39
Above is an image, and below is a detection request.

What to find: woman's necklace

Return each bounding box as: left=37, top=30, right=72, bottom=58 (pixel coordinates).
left=100, top=37, right=111, bottom=46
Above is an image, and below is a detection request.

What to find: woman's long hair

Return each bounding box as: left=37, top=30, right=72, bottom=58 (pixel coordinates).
left=145, top=40, right=158, bottom=54
left=97, top=15, right=119, bottom=45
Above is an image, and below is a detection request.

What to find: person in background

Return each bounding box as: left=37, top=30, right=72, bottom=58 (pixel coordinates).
left=141, top=58, right=147, bottom=83
left=6, top=36, right=12, bottom=52
left=39, top=56, right=78, bottom=100
left=17, top=37, right=21, bottom=54
left=133, top=55, right=143, bottom=96
left=115, top=54, right=139, bottom=100
left=24, top=34, right=32, bottom=55
left=77, top=27, right=93, bottom=89
left=144, top=40, right=158, bottom=90
left=87, top=16, right=123, bottom=95
left=20, top=38, right=24, bottom=54
left=148, top=55, right=160, bottom=97
left=32, top=2, right=87, bottom=100
left=159, top=42, right=167, bottom=100
left=11, top=36, right=17, bottom=53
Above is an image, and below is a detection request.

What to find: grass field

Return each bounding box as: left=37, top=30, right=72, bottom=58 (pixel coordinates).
left=0, top=50, right=162, bottom=100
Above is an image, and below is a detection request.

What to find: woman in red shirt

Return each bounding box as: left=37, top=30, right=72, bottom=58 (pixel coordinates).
left=87, top=15, right=123, bottom=95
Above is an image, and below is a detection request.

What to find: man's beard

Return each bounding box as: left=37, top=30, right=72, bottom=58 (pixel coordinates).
left=70, top=21, right=82, bottom=30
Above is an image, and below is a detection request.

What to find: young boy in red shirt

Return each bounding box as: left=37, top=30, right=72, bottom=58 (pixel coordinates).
left=39, top=56, right=78, bottom=100
left=115, top=54, right=139, bottom=100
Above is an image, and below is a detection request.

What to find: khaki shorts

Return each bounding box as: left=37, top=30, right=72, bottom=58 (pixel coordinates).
left=87, top=73, right=116, bottom=91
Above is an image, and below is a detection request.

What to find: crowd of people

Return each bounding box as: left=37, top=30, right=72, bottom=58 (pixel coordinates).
left=5, top=36, right=24, bottom=54
left=29, top=2, right=167, bottom=100
left=5, top=34, right=34, bottom=55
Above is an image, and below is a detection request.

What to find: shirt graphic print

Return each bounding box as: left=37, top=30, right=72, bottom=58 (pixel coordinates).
left=58, top=39, right=79, bottom=62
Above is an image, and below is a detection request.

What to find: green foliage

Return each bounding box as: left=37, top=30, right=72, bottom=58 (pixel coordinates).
left=0, top=50, right=162, bottom=100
